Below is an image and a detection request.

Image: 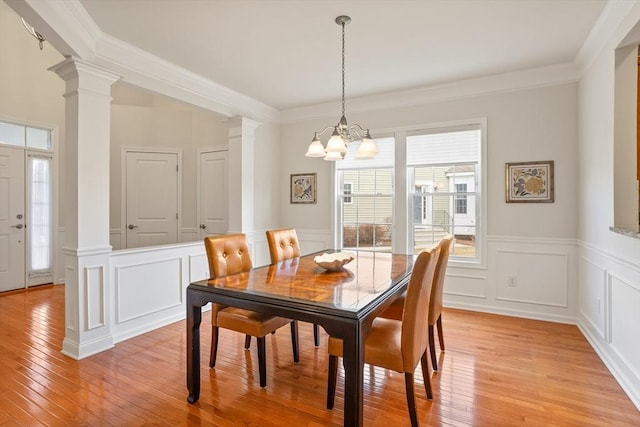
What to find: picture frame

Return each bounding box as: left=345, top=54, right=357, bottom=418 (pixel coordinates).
left=505, top=161, right=554, bottom=203
left=290, top=173, right=317, bottom=204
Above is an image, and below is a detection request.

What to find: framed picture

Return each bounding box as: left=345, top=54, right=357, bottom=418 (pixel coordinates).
left=505, top=161, right=554, bottom=203
left=290, top=173, right=317, bottom=204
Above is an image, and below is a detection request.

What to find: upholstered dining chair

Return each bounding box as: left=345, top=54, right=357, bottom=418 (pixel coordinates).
left=379, top=234, right=454, bottom=371
left=266, top=228, right=321, bottom=346
left=326, top=246, right=440, bottom=427
left=204, top=233, right=300, bottom=388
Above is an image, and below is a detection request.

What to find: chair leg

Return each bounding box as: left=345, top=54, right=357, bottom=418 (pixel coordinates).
left=420, top=351, right=433, bottom=400
left=210, top=326, right=219, bottom=368
left=436, top=314, right=445, bottom=350
left=257, top=336, right=267, bottom=388
left=327, top=355, right=339, bottom=409
left=404, top=372, right=419, bottom=427
left=245, top=335, right=251, bottom=349
left=428, top=324, right=438, bottom=371
left=290, top=321, right=300, bottom=363
left=313, top=324, right=320, bottom=346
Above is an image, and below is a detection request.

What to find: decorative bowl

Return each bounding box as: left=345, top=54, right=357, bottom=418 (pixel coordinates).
left=314, top=252, right=354, bottom=271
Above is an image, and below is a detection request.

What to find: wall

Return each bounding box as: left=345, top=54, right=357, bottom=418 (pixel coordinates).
left=108, top=90, right=230, bottom=249
left=577, top=1, right=640, bottom=410
left=282, top=82, right=580, bottom=323
left=0, top=1, right=65, bottom=283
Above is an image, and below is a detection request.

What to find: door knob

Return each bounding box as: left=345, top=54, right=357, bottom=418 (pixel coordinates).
left=200, top=224, right=207, bottom=229
left=128, top=224, right=138, bottom=230
left=11, top=224, right=24, bottom=229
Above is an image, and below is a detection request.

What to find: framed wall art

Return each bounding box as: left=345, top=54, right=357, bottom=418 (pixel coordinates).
left=290, top=173, right=317, bottom=204
left=505, top=161, right=554, bottom=203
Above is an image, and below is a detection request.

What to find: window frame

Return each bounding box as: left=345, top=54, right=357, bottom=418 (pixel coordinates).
left=332, top=118, right=487, bottom=269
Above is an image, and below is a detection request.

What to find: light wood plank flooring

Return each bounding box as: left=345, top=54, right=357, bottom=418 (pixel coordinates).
left=0, top=285, right=638, bottom=426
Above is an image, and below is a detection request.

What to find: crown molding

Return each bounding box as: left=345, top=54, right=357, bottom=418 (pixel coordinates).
left=281, top=62, right=579, bottom=124
left=574, top=0, right=638, bottom=77
left=23, top=0, right=280, bottom=123
left=94, top=34, right=280, bottom=123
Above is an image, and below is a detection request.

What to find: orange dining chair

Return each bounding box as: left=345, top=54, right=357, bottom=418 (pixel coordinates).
left=380, top=234, right=454, bottom=371
left=204, top=233, right=299, bottom=388
left=326, top=246, right=440, bottom=427
left=266, top=228, right=321, bottom=346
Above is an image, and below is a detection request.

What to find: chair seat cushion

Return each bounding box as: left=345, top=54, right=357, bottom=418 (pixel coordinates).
left=217, top=307, right=290, bottom=337
left=328, top=317, right=404, bottom=373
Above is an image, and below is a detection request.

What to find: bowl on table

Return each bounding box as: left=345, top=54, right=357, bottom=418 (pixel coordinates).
left=314, top=252, right=354, bottom=271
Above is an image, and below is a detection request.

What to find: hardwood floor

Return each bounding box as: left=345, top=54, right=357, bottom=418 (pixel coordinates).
left=0, top=285, right=638, bottom=426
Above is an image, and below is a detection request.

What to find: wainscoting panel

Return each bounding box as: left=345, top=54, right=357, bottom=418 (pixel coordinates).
left=578, top=242, right=640, bottom=411
left=578, top=256, right=607, bottom=339
left=85, top=265, right=105, bottom=330
left=495, top=249, right=569, bottom=307
left=443, top=272, right=487, bottom=299
left=114, top=257, right=183, bottom=324
left=608, top=273, right=640, bottom=376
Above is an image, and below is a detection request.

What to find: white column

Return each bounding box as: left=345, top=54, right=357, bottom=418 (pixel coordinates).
left=49, top=57, right=120, bottom=359
left=224, top=117, right=261, bottom=233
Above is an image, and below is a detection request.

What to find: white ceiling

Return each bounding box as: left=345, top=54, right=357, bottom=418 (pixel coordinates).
left=78, top=0, right=607, bottom=111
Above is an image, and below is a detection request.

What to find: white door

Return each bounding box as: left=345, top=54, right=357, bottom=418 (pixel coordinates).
left=198, top=150, right=228, bottom=238
left=0, top=146, right=26, bottom=292
left=125, top=151, right=179, bottom=248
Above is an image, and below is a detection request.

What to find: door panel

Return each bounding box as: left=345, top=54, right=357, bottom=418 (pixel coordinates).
left=0, top=146, right=25, bottom=292
left=126, top=151, right=178, bottom=248
left=199, top=150, right=228, bottom=237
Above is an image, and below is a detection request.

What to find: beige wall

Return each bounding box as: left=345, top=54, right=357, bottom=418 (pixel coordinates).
left=281, top=83, right=579, bottom=239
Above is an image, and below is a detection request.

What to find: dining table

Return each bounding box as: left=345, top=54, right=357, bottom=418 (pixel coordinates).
left=186, top=249, right=415, bottom=427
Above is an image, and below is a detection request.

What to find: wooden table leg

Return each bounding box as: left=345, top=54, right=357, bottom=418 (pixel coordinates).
left=340, top=321, right=364, bottom=427
left=186, top=291, right=202, bottom=403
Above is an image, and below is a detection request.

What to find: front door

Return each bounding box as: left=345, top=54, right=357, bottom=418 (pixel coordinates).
left=198, top=149, right=228, bottom=238
left=0, top=146, right=26, bottom=291
left=125, top=150, right=179, bottom=248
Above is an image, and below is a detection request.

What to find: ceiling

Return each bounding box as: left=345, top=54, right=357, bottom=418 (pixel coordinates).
left=78, top=0, right=607, bottom=111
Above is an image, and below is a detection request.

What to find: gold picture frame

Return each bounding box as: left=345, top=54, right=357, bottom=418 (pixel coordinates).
left=290, top=173, right=317, bottom=204
left=505, top=161, right=554, bottom=203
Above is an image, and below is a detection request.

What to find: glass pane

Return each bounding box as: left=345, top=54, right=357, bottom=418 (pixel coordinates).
left=26, top=127, right=51, bottom=150
left=0, top=122, right=25, bottom=147
left=28, top=157, right=52, bottom=273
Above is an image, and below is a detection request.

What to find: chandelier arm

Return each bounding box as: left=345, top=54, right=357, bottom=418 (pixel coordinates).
left=313, top=126, right=337, bottom=137
left=348, top=124, right=371, bottom=138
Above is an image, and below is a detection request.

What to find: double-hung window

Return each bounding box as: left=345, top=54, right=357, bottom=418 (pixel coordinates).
left=408, top=125, right=481, bottom=261
left=337, top=137, right=394, bottom=252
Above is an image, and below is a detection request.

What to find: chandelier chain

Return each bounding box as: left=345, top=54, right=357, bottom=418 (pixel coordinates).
left=341, top=20, right=345, bottom=119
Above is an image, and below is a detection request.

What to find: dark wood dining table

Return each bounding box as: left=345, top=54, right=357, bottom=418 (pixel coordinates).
left=186, top=250, right=415, bottom=427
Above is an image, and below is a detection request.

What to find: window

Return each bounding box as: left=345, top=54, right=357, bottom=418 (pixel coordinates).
left=408, top=126, right=481, bottom=261
left=337, top=138, right=394, bottom=252
left=0, top=121, right=51, bottom=149
left=333, top=120, right=485, bottom=264
left=455, top=183, right=467, bottom=214
left=343, top=182, right=353, bottom=204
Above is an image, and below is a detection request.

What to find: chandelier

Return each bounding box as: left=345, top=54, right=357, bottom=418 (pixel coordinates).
left=305, top=15, right=377, bottom=161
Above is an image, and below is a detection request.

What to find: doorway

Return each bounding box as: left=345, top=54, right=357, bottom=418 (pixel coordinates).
left=0, top=144, right=53, bottom=292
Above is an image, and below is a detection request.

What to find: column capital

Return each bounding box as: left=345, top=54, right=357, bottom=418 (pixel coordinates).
left=222, top=116, right=262, bottom=132
left=48, top=56, right=121, bottom=85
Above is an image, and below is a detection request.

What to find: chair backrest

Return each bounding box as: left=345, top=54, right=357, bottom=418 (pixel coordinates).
left=401, top=246, right=440, bottom=370
left=204, top=234, right=253, bottom=278
left=266, top=228, right=301, bottom=263
left=428, top=234, right=454, bottom=325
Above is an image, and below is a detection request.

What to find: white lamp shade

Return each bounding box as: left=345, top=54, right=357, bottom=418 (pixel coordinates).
left=323, top=151, right=343, bottom=161
left=325, top=134, right=348, bottom=153
left=305, top=140, right=326, bottom=157
left=354, top=137, right=378, bottom=159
